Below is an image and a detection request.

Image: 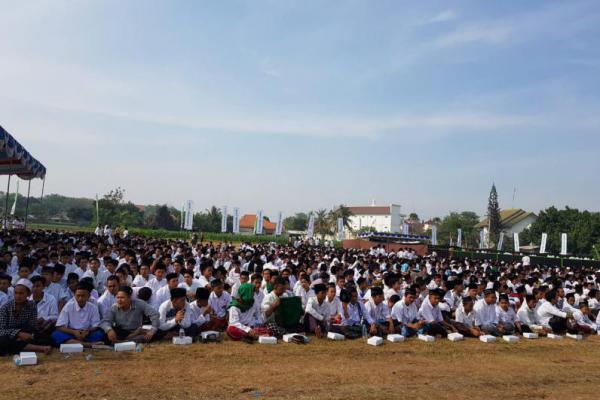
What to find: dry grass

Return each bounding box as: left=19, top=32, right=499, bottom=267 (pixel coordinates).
left=5, top=335, right=600, bottom=400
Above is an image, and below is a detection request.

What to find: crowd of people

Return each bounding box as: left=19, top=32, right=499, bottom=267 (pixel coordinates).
left=1, top=229, right=600, bottom=356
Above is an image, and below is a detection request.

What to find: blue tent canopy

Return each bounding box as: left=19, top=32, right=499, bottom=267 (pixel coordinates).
left=0, top=125, right=46, bottom=180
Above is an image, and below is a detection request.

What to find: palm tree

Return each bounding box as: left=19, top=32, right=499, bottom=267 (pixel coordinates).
left=329, top=204, right=354, bottom=230
left=314, top=209, right=332, bottom=239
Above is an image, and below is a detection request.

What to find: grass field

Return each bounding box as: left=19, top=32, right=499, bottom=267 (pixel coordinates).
left=5, top=336, right=600, bottom=400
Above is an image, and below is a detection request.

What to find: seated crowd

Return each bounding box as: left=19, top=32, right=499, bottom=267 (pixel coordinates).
left=1, top=229, right=600, bottom=355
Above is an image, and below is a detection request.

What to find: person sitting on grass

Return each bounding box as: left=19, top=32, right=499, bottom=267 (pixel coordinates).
left=227, top=283, right=268, bottom=342
left=496, top=294, right=518, bottom=335
left=474, top=289, right=504, bottom=336
left=0, top=279, right=53, bottom=355
left=418, top=289, right=453, bottom=337
left=453, top=296, right=482, bottom=337
left=363, top=286, right=394, bottom=337
left=152, top=273, right=180, bottom=310
left=51, top=283, right=105, bottom=347
left=516, top=295, right=550, bottom=335
left=391, top=288, right=426, bottom=337
left=337, top=288, right=364, bottom=339
left=158, top=288, right=195, bottom=339
left=29, top=276, right=58, bottom=335
left=101, top=286, right=160, bottom=343
left=572, top=301, right=597, bottom=334
left=537, top=289, right=572, bottom=334
left=190, top=287, right=213, bottom=332
left=304, top=283, right=330, bottom=338
left=208, top=279, right=231, bottom=331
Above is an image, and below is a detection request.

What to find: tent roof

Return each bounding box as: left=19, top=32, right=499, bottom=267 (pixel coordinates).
left=0, top=125, right=46, bottom=180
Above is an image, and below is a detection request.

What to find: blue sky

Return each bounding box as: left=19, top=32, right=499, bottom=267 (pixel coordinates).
left=1, top=0, right=599, bottom=220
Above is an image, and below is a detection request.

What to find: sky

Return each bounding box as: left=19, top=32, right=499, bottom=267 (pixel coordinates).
left=1, top=0, right=599, bottom=220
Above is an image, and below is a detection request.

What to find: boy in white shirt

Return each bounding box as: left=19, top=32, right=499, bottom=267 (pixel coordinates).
left=496, top=294, right=518, bottom=335
left=454, top=296, right=482, bottom=337
left=363, top=286, right=394, bottom=337
left=304, top=283, right=330, bottom=338
left=208, top=279, right=231, bottom=331
left=391, top=288, right=425, bottom=337
left=337, top=288, right=364, bottom=338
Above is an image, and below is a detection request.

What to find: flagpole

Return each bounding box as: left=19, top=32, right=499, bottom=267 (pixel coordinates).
left=24, top=180, right=31, bottom=230
left=4, top=175, right=11, bottom=231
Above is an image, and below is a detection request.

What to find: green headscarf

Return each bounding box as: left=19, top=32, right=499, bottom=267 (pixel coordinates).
left=230, top=283, right=255, bottom=312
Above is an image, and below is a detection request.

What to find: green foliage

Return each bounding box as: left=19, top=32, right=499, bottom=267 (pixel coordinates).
left=284, top=212, right=309, bottom=231
left=520, top=206, right=600, bottom=256
left=487, top=184, right=501, bottom=240
left=437, top=211, right=480, bottom=246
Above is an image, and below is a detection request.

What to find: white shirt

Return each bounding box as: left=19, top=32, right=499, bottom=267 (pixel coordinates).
left=340, top=302, right=364, bottom=326
left=536, top=301, right=567, bottom=328
left=325, top=296, right=343, bottom=318
left=496, top=306, right=517, bottom=326
left=391, top=299, right=418, bottom=325
left=517, top=303, right=540, bottom=326
left=455, top=305, right=476, bottom=328
left=228, top=303, right=261, bottom=333
left=30, top=292, right=58, bottom=321
left=418, top=297, right=443, bottom=323
left=152, top=285, right=174, bottom=310
left=293, top=285, right=313, bottom=308
left=158, top=300, right=192, bottom=331
left=132, top=274, right=154, bottom=287
left=474, top=299, right=498, bottom=327
left=208, top=291, right=232, bottom=318
left=145, top=277, right=167, bottom=295
left=56, top=299, right=101, bottom=330
left=305, top=297, right=330, bottom=322
left=97, top=291, right=116, bottom=319
left=363, top=299, right=390, bottom=325
left=189, top=302, right=210, bottom=326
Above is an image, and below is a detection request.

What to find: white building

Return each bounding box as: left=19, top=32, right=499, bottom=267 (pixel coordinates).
left=347, top=204, right=403, bottom=233
left=476, top=208, right=537, bottom=237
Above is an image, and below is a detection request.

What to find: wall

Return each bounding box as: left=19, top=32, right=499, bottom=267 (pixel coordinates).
left=342, top=238, right=428, bottom=256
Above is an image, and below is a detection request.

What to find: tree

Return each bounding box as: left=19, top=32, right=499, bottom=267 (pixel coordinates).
left=487, top=184, right=501, bottom=241
left=284, top=213, right=309, bottom=231
left=520, top=206, right=600, bottom=256
left=329, top=205, right=354, bottom=230
left=193, top=206, right=222, bottom=232
left=314, top=209, right=332, bottom=239
left=437, top=211, right=480, bottom=246
left=152, top=205, right=177, bottom=230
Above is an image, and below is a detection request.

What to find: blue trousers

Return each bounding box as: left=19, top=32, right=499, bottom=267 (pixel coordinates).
left=51, top=329, right=105, bottom=345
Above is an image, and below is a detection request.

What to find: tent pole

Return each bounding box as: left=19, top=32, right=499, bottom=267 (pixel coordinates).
left=40, top=176, right=45, bottom=201
left=24, top=180, right=31, bottom=230
left=4, top=174, right=11, bottom=231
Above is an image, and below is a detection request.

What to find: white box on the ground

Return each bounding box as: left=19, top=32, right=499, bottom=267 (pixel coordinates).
left=387, top=334, right=405, bottom=343
left=201, top=331, right=220, bottom=340
left=447, top=332, right=464, bottom=342
left=523, top=332, right=538, bottom=339
left=547, top=333, right=563, bottom=340
left=530, top=324, right=543, bottom=331
left=19, top=352, right=37, bottom=365
left=60, top=343, right=84, bottom=353
left=566, top=333, right=583, bottom=341
left=327, top=332, right=345, bottom=341
left=367, top=336, right=383, bottom=346
left=258, top=336, right=277, bottom=345
left=503, top=335, right=519, bottom=343
left=418, top=334, right=435, bottom=342
left=173, top=336, right=193, bottom=345
left=114, top=341, right=137, bottom=351
left=479, top=335, right=496, bottom=343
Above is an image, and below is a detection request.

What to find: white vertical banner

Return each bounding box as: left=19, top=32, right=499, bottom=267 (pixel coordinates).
left=402, top=223, right=409, bottom=235
left=307, top=213, right=315, bottom=238
left=275, top=211, right=283, bottom=236
left=184, top=200, right=194, bottom=230
left=431, top=226, right=437, bottom=245
left=479, top=230, right=485, bottom=249
left=513, top=232, right=520, bottom=252
left=220, top=206, right=228, bottom=233
left=232, top=207, right=240, bottom=234
left=456, top=229, right=462, bottom=248
left=180, top=202, right=185, bottom=230
left=255, top=210, right=264, bottom=234
left=337, top=217, right=344, bottom=241
left=497, top=232, right=504, bottom=251
left=560, top=233, right=568, bottom=255
left=540, top=233, right=548, bottom=254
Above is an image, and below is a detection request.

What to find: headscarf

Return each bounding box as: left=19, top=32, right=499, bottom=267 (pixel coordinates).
left=229, top=283, right=254, bottom=312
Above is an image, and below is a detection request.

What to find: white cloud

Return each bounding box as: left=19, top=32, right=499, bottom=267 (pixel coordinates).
left=427, top=10, right=458, bottom=24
